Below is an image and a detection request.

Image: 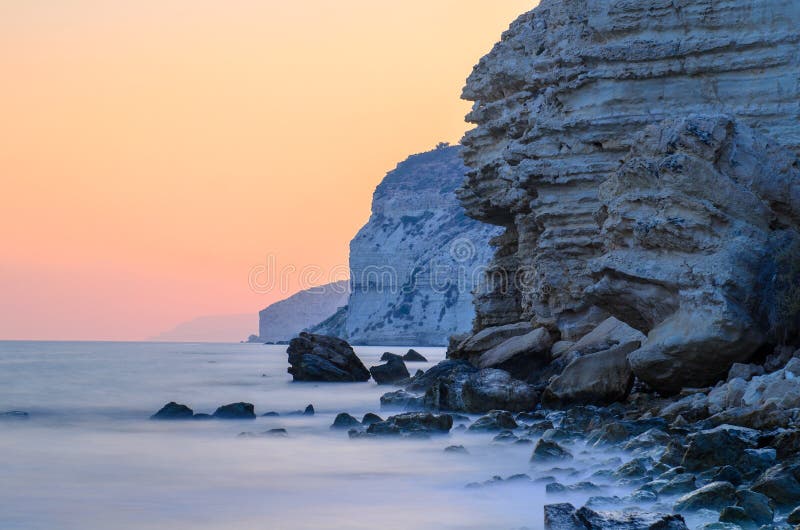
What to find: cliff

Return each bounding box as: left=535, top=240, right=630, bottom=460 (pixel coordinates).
left=453, top=0, right=800, bottom=392
left=327, top=145, right=499, bottom=346
left=258, top=281, right=349, bottom=343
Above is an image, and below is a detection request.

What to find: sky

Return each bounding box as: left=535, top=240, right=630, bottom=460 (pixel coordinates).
left=0, top=1, right=533, bottom=341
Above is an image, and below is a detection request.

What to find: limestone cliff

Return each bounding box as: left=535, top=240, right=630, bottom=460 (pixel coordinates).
left=258, top=281, right=349, bottom=343
left=456, top=0, right=800, bottom=392
left=460, top=0, right=800, bottom=336
left=326, top=145, right=499, bottom=346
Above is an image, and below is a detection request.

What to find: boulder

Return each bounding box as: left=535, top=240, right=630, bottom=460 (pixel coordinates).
left=379, top=390, right=424, bottom=411
left=366, top=412, right=453, bottom=436
left=406, top=360, right=477, bottom=393
left=468, top=410, right=518, bottom=432
left=424, top=367, right=538, bottom=414
left=449, top=322, right=534, bottom=364
left=734, top=489, right=774, bottom=526
left=361, top=413, right=383, bottom=426
left=212, top=402, right=256, bottom=420
left=151, top=402, right=194, bottom=420
left=380, top=352, right=404, bottom=362
left=543, top=344, right=635, bottom=407
left=286, top=333, right=370, bottom=382
left=477, top=327, right=552, bottom=380
left=1, top=410, right=30, bottom=420
left=680, top=425, right=759, bottom=471
left=369, top=357, right=410, bottom=385
left=674, top=482, right=737, bottom=513
left=303, top=404, right=315, bottom=416
left=531, top=440, right=572, bottom=462
left=752, top=461, right=800, bottom=506
left=403, top=349, right=428, bottom=362
left=565, top=317, right=646, bottom=360
left=727, top=363, right=765, bottom=382
left=330, top=413, right=361, bottom=430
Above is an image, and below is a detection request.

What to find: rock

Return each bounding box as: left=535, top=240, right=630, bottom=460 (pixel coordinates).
left=380, top=352, right=404, bottom=362
left=712, top=467, right=743, bottom=487
left=544, top=503, right=583, bottom=530
left=460, top=369, right=539, bottom=413
left=493, top=431, right=519, bottom=443
left=265, top=428, right=288, bottom=438
left=468, top=410, right=518, bottom=432
left=543, top=343, right=635, bottom=407
left=566, top=317, right=646, bottom=359
left=361, top=413, right=383, bottom=426
left=369, top=357, right=410, bottom=385
left=450, top=322, right=535, bottom=364
left=770, top=430, right=800, bottom=460
left=407, top=360, right=477, bottom=393
left=366, top=412, right=453, bottom=436
left=444, top=445, right=469, bottom=455
left=531, top=440, right=573, bottom=462
left=681, top=425, right=759, bottom=471
left=734, top=489, right=774, bottom=526
left=787, top=506, right=800, bottom=524
left=330, top=413, right=361, bottom=430
left=151, top=402, right=194, bottom=420
left=213, top=402, right=256, bottom=420
left=403, top=349, right=427, bottom=362
left=752, top=461, right=800, bottom=506
left=286, top=333, right=370, bottom=382
left=718, top=507, right=756, bottom=529
left=1, top=411, right=30, bottom=420
left=262, top=411, right=280, bottom=417
left=674, top=482, right=737, bottom=513
left=544, top=503, right=689, bottom=530
left=303, top=404, right=314, bottom=416
left=192, top=413, right=212, bottom=420
left=658, top=474, right=697, bottom=496
left=459, top=0, right=800, bottom=393
left=379, top=390, right=424, bottom=411
left=477, top=327, right=552, bottom=380
left=728, top=363, right=765, bottom=382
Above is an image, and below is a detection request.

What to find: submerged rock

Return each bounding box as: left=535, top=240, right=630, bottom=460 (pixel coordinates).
left=531, top=440, right=572, bottom=462
left=361, top=413, right=383, bottom=426
left=212, top=402, right=256, bottom=420
left=379, top=390, right=424, bottom=411
left=468, top=410, right=518, bottom=432
left=286, top=333, right=370, bottom=383
left=151, top=402, right=194, bottom=420
left=330, top=413, right=361, bottom=430
left=544, top=503, right=688, bottom=530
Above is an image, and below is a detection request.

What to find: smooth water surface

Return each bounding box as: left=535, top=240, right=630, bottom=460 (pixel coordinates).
left=0, top=341, right=636, bottom=530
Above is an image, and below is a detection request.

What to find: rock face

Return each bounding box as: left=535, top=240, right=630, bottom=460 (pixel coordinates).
left=459, top=1, right=800, bottom=392
left=369, top=357, right=410, bottom=385
left=327, top=145, right=499, bottom=346
left=259, top=281, right=350, bottom=343
left=286, top=333, right=370, bottom=382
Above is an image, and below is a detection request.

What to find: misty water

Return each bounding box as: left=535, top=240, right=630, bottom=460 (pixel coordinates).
left=0, top=342, right=703, bottom=529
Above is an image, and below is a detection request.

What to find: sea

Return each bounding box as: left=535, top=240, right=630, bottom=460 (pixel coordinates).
left=0, top=341, right=700, bottom=530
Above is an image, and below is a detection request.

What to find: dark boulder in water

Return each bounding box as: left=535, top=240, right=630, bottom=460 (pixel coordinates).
left=468, top=410, right=518, bottom=432
left=544, top=503, right=688, bottom=530
left=379, top=389, right=424, bottom=411
left=752, top=460, right=800, bottom=506
left=673, top=481, right=737, bottom=513
left=531, top=440, right=573, bottom=462
left=366, top=412, right=453, bottom=436
left=212, top=402, right=256, bottom=420
left=369, top=357, right=410, bottom=385
left=303, top=404, right=315, bottom=416
left=361, top=413, right=383, bottom=425
left=331, top=413, right=360, bottom=430
left=403, top=349, right=428, bottom=362
left=151, top=402, right=194, bottom=420
left=286, top=333, right=370, bottom=383
left=380, top=352, right=404, bottom=362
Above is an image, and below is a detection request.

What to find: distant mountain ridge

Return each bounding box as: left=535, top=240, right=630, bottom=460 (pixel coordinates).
left=258, top=281, right=350, bottom=342
left=150, top=314, right=257, bottom=343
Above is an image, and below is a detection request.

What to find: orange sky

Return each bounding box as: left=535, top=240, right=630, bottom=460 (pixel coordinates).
left=0, top=1, right=533, bottom=341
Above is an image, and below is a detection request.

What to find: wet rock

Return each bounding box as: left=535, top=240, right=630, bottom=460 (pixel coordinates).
left=624, top=428, right=672, bottom=452
left=787, top=506, right=800, bottom=524
left=544, top=503, right=689, bottom=530
left=262, top=411, right=280, bottom=417
left=734, top=489, right=774, bottom=526
left=403, top=349, right=427, bottom=362
left=286, top=333, right=370, bottom=382
left=468, top=410, right=517, bottom=432
left=531, top=440, right=573, bottom=462
left=492, top=430, right=518, bottom=443
left=770, top=430, right=800, bottom=460
left=681, top=425, right=759, bottom=471
left=366, top=412, right=453, bottom=436
left=460, top=369, right=539, bottom=413
left=369, top=357, right=410, bottom=385
left=658, top=474, right=697, bottom=496
left=674, top=482, right=737, bottom=513
left=213, top=402, right=256, bottom=420
left=379, top=390, right=424, bottom=411
left=380, top=352, right=403, bottom=362
left=613, top=458, right=651, bottom=480
left=444, top=445, right=468, bottom=455
left=330, top=413, right=361, bottom=430
left=752, top=461, right=800, bottom=506
left=712, top=466, right=743, bottom=487
left=718, top=506, right=755, bottom=529
left=477, top=327, right=552, bottom=380
left=303, top=404, right=314, bottom=416
left=151, top=402, right=194, bottom=420
left=361, top=413, right=383, bottom=426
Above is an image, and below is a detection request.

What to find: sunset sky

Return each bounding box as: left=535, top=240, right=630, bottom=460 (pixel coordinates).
left=0, top=1, right=533, bottom=341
